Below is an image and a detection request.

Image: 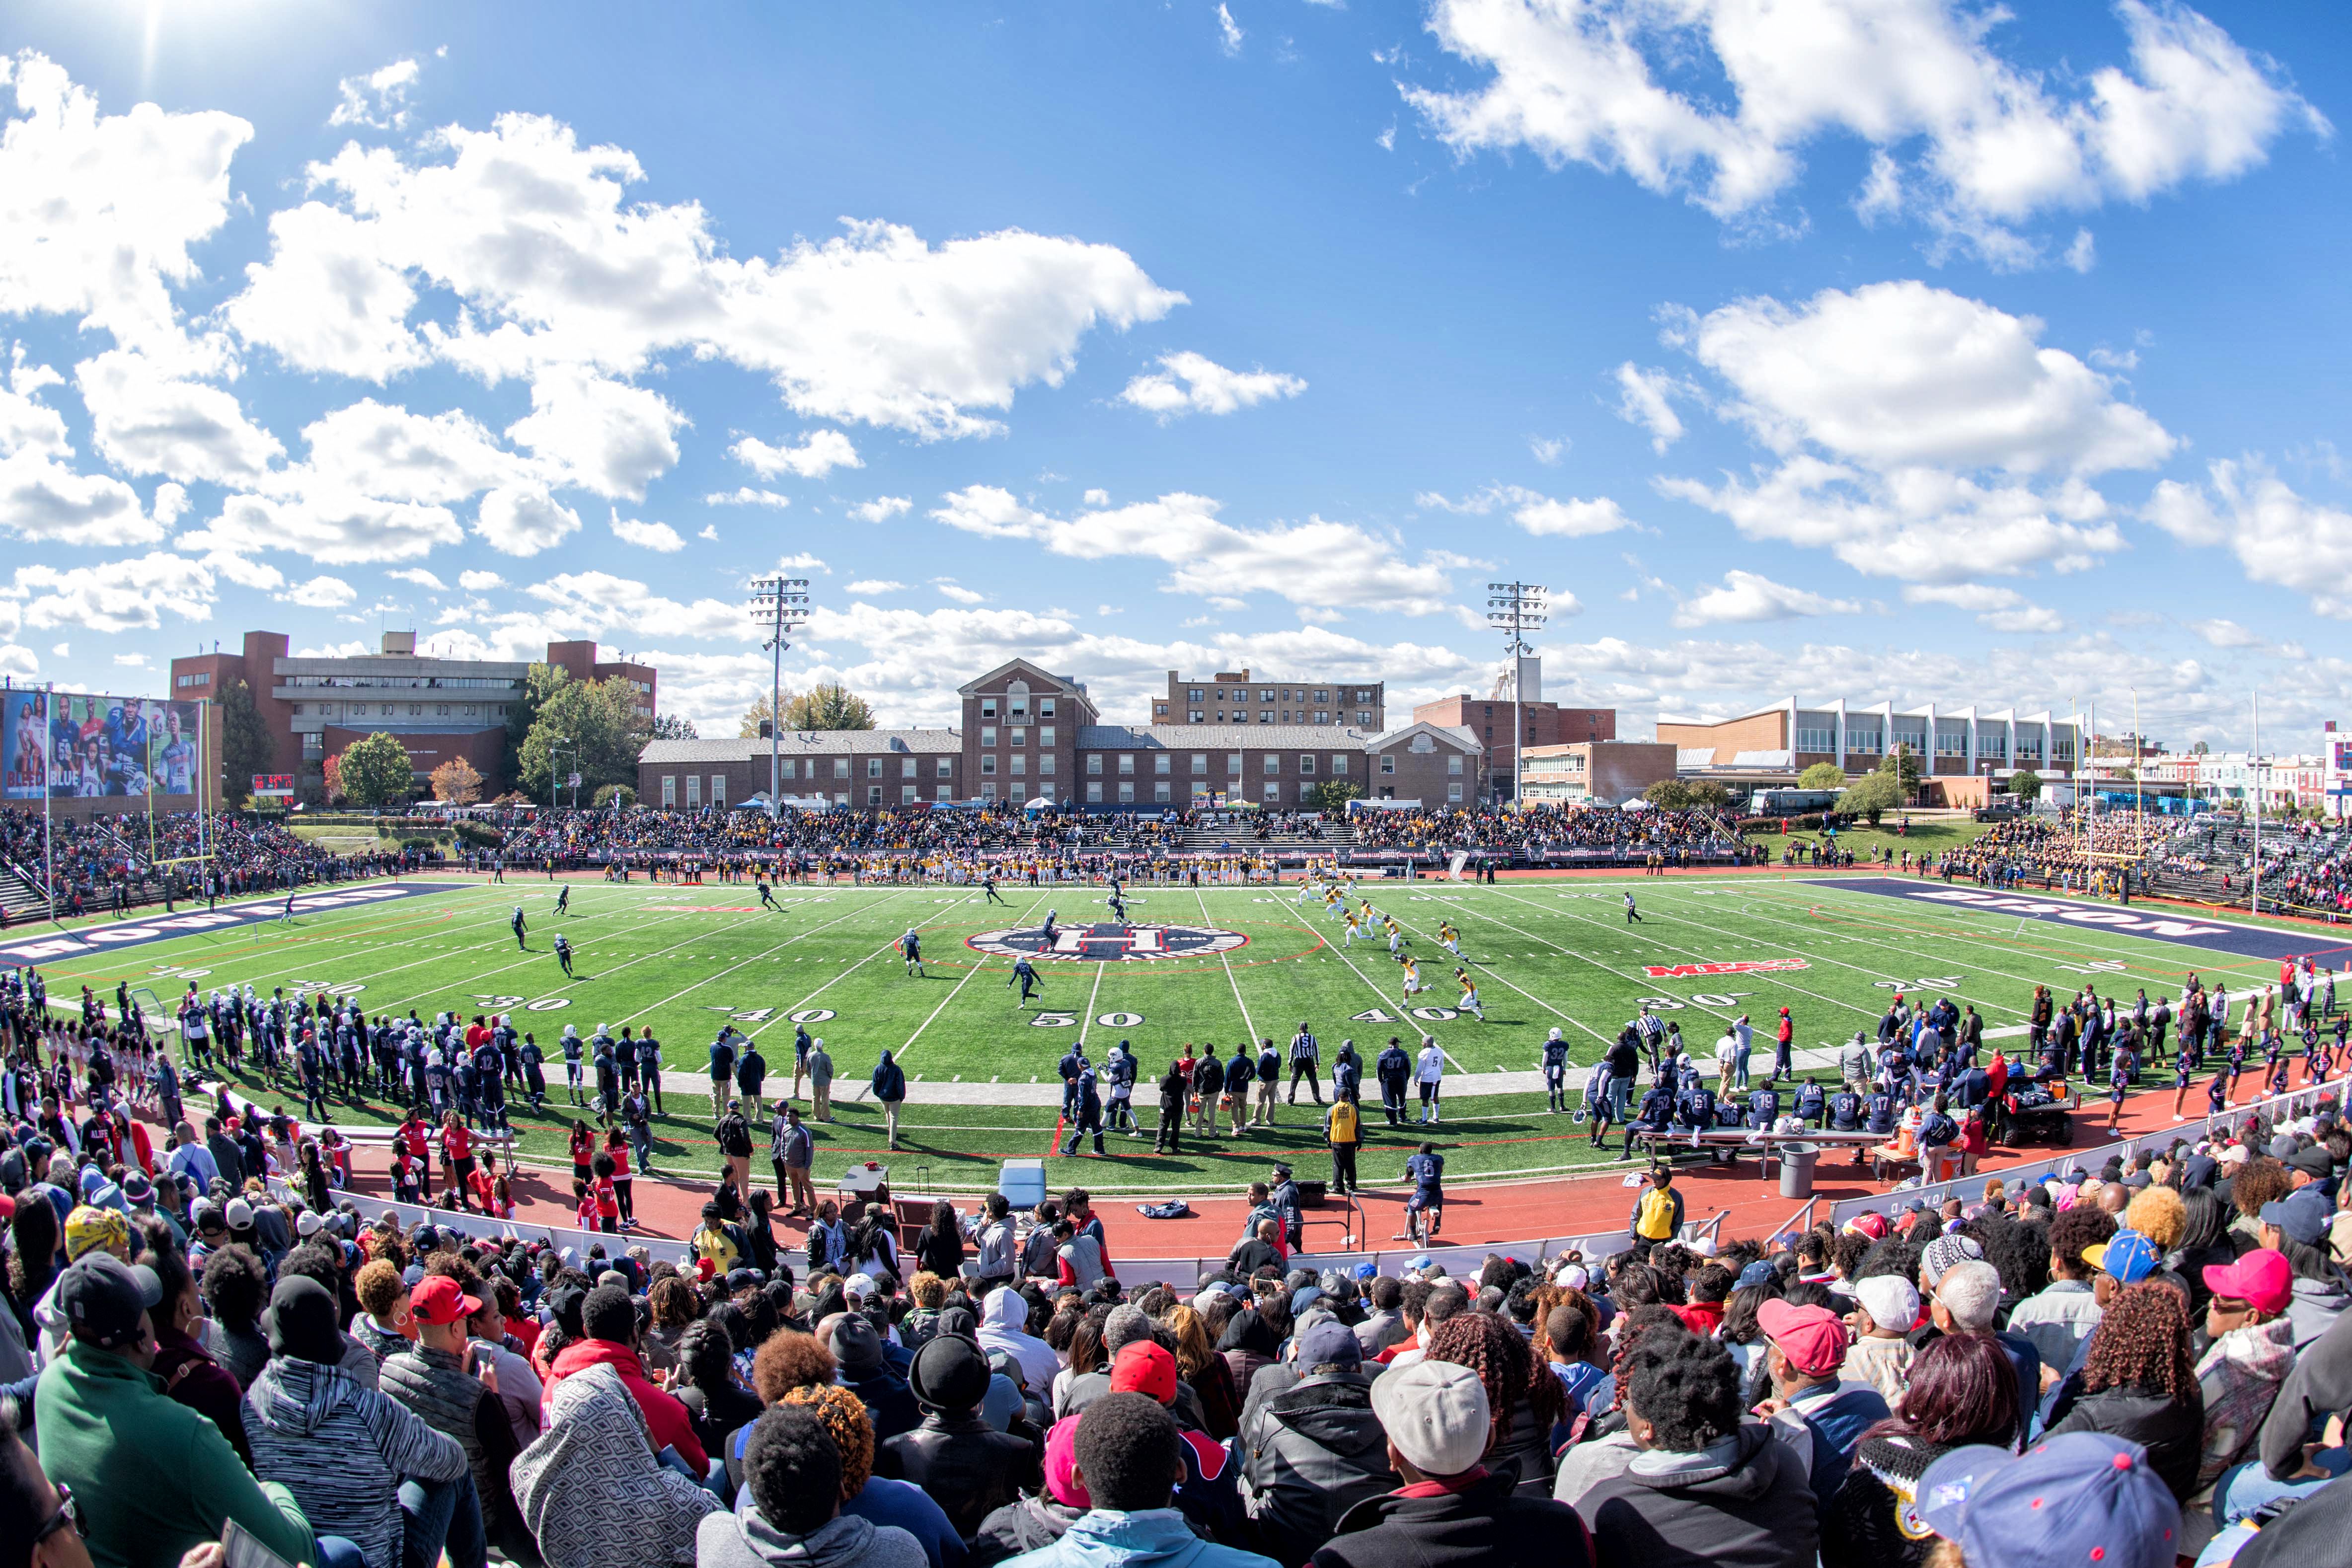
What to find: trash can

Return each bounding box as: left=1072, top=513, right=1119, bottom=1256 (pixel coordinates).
left=1777, top=1145, right=1818, bottom=1199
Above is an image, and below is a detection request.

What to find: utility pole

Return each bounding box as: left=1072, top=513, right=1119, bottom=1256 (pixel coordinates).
left=1485, top=583, right=1547, bottom=808
left=748, top=576, right=812, bottom=812
left=2252, top=691, right=2262, bottom=917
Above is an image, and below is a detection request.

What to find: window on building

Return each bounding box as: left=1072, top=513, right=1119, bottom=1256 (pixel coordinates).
left=1357, top=711, right=1371, bottom=725
left=1040, top=726, right=1055, bottom=746
left=1188, top=710, right=1203, bottom=723
left=935, top=784, right=954, bottom=801
left=982, top=754, right=996, bottom=775
left=1154, top=754, right=1170, bottom=775
left=866, top=758, right=882, bottom=777
left=1188, top=688, right=1204, bottom=702
left=1087, top=782, right=1103, bottom=803
left=1315, top=689, right=1328, bottom=702
left=1190, top=753, right=1208, bottom=776
left=1263, top=782, right=1280, bottom=802
left=981, top=698, right=997, bottom=718
left=1259, top=712, right=1272, bottom=724
left=1039, top=754, right=1054, bottom=775
left=1847, top=728, right=1881, bottom=755
left=1261, top=689, right=1275, bottom=702
left=982, top=726, right=997, bottom=747
left=1009, top=692, right=1027, bottom=716
left=1226, top=753, right=1242, bottom=775
left=981, top=781, right=997, bottom=800
left=1118, top=754, right=1135, bottom=775
left=1314, top=710, right=1328, bottom=724
left=1154, top=781, right=1171, bottom=802
left=1011, top=727, right=1025, bottom=746
left=1330, top=755, right=1348, bottom=776
left=1262, top=754, right=1280, bottom=776
left=661, top=775, right=676, bottom=806
left=1040, top=697, right=1055, bottom=717
left=1010, top=754, right=1026, bottom=777
left=685, top=775, right=701, bottom=806
left=868, top=785, right=883, bottom=805
left=833, top=758, right=850, bottom=779
left=1299, top=754, right=1316, bottom=774
left=711, top=774, right=726, bottom=805
left=1380, top=755, right=1396, bottom=774
left=902, top=757, right=917, bottom=778
left=902, top=785, right=917, bottom=803
left=936, top=758, right=953, bottom=777
left=1795, top=725, right=1836, bottom=753
left=1447, top=755, right=1463, bottom=775
left=1086, top=753, right=1102, bottom=775
left=435, top=705, right=450, bottom=717
left=1117, top=781, right=1134, bottom=802
left=1448, top=781, right=1463, bottom=802
left=1154, top=703, right=1167, bottom=717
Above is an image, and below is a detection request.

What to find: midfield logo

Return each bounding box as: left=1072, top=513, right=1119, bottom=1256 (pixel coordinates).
left=1641, top=959, right=1812, bottom=979
left=967, top=921, right=1250, bottom=962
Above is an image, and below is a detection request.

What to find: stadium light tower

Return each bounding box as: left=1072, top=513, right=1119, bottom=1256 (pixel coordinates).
left=748, top=575, right=812, bottom=812
left=1486, top=583, right=1548, bottom=807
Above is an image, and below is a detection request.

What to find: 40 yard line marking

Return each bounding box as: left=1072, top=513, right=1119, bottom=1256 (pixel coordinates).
left=1195, top=886, right=1258, bottom=1047
left=613, top=888, right=918, bottom=1033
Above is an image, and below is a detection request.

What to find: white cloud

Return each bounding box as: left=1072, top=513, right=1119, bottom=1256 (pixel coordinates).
left=2146, top=458, right=2352, bottom=618
left=775, top=552, right=829, bottom=574
left=225, top=113, right=1181, bottom=437
left=731, top=429, right=860, bottom=479
left=1657, top=281, right=2168, bottom=585
left=189, top=491, right=462, bottom=566
left=1900, top=582, right=2065, bottom=633
left=1673, top=570, right=1859, bottom=627
left=328, top=58, right=421, bottom=131
left=1, top=551, right=216, bottom=632
left=846, top=579, right=905, bottom=595
left=2063, top=228, right=2097, bottom=273
left=504, top=368, right=684, bottom=499
left=517, top=569, right=746, bottom=645
left=933, top=485, right=1470, bottom=618
left=1119, top=351, right=1305, bottom=420
left=474, top=484, right=581, bottom=557
left=292, top=399, right=521, bottom=504
left=1612, top=362, right=1689, bottom=452
left=458, top=570, right=505, bottom=591
left=1418, top=482, right=1636, bottom=539
left=850, top=496, right=912, bottom=523
left=705, top=487, right=792, bottom=508
left=75, top=351, right=284, bottom=485
left=2188, top=616, right=2261, bottom=648
left=697, top=524, right=719, bottom=541
left=227, top=203, right=427, bottom=379
left=933, top=580, right=985, bottom=604
left=1527, top=435, right=1569, bottom=465
left=0, top=54, right=253, bottom=361
left=283, top=574, right=357, bottom=608
left=386, top=568, right=447, bottom=590
left=608, top=509, right=683, bottom=552
left=113, top=652, right=146, bottom=666
left=1405, top=0, right=2329, bottom=264
left=1217, top=4, right=1245, bottom=56
left=1083, top=488, right=1111, bottom=505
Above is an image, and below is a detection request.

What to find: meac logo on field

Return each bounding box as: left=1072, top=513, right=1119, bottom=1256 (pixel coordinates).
left=1641, top=959, right=1811, bottom=979
left=967, top=921, right=1250, bottom=962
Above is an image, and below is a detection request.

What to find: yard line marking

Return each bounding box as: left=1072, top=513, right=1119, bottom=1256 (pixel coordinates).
left=867, top=890, right=1055, bottom=1084
left=1077, top=962, right=1106, bottom=1051
left=1195, top=887, right=1259, bottom=1047
left=611, top=890, right=913, bottom=1030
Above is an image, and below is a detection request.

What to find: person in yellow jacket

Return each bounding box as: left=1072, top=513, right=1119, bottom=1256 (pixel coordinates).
left=1629, top=1166, right=1682, bottom=1259
left=1324, top=1094, right=1362, bottom=1195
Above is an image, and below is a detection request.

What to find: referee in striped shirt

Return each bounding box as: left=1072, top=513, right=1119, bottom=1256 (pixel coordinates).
left=1287, top=1023, right=1324, bottom=1105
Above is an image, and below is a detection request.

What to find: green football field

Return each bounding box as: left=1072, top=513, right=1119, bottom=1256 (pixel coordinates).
left=30, top=873, right=2335, bottom=1194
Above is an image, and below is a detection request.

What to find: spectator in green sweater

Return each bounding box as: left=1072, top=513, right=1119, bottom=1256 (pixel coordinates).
left=32, top=1255, right=318, bottom=1568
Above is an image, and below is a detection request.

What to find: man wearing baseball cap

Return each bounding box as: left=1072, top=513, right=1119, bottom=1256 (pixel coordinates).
left=1238, top=1320, right=1392, bottom=1566
left=1913, top=1431, right=2178, bottom=1568
left=1753, top=1298, right=1888, bottom=1513
left=1312, top=1359, right=1588, bottom=1568
left=379, top=1274, right=502, bottom=1562
left=33, top=1253, right=318, bottom=1568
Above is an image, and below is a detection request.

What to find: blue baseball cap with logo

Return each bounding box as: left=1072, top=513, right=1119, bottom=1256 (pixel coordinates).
left=1915, top=1433, right=2179, bottom=1568
left=2082, top=1228, right=2160, bottom=1285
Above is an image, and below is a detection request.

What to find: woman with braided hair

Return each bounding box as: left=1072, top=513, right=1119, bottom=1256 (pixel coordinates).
left=2043, top=1280, right=2204, bottom=1501
left=1427, top=1306, right=1566, bottom=1496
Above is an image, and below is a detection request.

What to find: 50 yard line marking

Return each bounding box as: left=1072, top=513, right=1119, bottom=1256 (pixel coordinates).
left=873, top=889, right=1056, bottom=1084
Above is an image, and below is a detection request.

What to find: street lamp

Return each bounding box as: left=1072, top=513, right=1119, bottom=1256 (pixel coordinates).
left=1486, top=583, right=1548, bottom=808
left=748, top=575, right=812, bottom=812
left=548, top=736, right=574, bottom=813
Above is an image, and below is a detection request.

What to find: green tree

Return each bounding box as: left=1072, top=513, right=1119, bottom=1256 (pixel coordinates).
left=1309, top=779, right=1364, bottom=814
left=1797, top=762, right=1848, bottom=791
left=649, top=713, right=697, bottom=740
left=337, top=732, right=416, bottom=808
left=1838, top=769, right=1902, bottom=826
left=1682, top=779, right=1731, bottom=811
left=218, top=678, right=276, bottom=805
left=784, top=683, right=876, bottom=731
left=520, top=674, right=650, bottom=804
left=1643, top=778, right=1694, bottom=810
left=593, top=782, right=637, bottom=809
left=1879, top=742, right=1923, bottom=801
left=2010, top=767, right=2044, bottom=801
left=503, top=662, right=559, bottom=786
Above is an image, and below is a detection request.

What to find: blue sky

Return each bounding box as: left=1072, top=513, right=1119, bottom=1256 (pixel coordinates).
left=0, top=0, right=2345, bottom=747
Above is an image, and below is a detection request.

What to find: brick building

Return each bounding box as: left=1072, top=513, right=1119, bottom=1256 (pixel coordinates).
left=1520, top=741, right=1678, bottom=806
left=1148, top=671, right=1384, bottom=730
left=1659, top=697, right=2083, bottom=806
left=642, top=731, right=966, bottom=809
left=1410, top=693, right=1615, bottom=801
left=169, top=630, right=660, bottom=802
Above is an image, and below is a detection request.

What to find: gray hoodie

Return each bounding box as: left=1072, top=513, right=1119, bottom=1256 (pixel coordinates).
left=696, top=1506, right=928, bottom=1568
left=244, top=1356, right=467, bottom=1568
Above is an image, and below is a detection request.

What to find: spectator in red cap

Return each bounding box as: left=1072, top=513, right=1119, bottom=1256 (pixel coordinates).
left=2195, top=1249, right=2297, bottom=1491
left=1106, top=1341, right=1243, bottom=1542
left=1753, top=1299, right=1888, bottom=1516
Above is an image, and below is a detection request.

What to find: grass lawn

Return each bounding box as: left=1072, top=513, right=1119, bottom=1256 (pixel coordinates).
left=37, top=870, right=2335, bottom=1192
left=1743, top=813, right=1996, bottom=866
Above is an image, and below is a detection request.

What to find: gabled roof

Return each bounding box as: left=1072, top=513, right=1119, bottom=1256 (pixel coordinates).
left=1076, top=724, right=1377, bottom=750
left=1365, top=720, right=1483, bottom=754
left=640, top=730, right=962, bottom=763
left=957, top=659, right=1088, bottom=698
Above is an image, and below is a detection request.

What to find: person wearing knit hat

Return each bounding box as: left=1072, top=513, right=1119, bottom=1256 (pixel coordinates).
left=878, top=1333, right=1038, bottom=1540
left=1918, top=1233, right=1984, bottom=1290
left=971, top=1414, right=1093, bottom=1561
left=1320, top=1361, right=1591, bottom=1568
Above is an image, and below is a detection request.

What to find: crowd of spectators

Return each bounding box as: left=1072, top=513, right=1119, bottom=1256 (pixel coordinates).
left=13, top=986, right=2352, bottom=1568
left=0, top=809, right=426, bottom=920
left=1346, top=804, right=1739, bottom=861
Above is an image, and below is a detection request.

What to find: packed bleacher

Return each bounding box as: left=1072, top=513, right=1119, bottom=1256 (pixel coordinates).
left=1347, top=803, right=1742, bottom=862
left=14, top=965, right=2351, bottom=1568
left=0, top=808, right=424, bottom=919
left=2138, top=818, right=2352, bottom=919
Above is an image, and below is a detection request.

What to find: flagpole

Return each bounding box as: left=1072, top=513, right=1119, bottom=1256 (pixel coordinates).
left=2252, top=691, right=2262, bottom=917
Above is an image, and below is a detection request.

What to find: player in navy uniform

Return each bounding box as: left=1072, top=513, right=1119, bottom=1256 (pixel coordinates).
left=758, top=878, right=780, bottom=910
left=555, top=884, right=570, bottom=916
left=1040, top=908, right=1060, bottom=944
left=512, top=905, right=529, bottom=950
left=981, top=872, right=1008, bottom=906
left=553, top=932, right=574, bottom=978
left=900, top=927, right=926, bottom=977
left=1009, top=955, right=1042, bottom=1005
left=1540, top=1027, right=1570, bottom=1113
